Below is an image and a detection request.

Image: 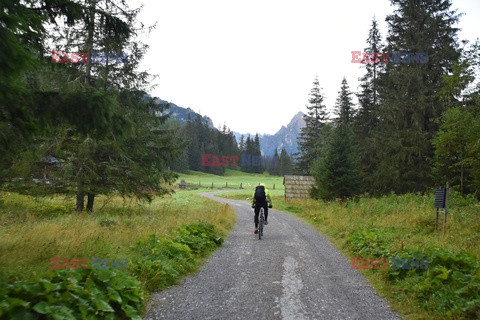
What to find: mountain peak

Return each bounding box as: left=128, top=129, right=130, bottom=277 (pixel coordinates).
left=288, top=111, right=305, bottom=126
left=234, top=111, right=305, bottom=156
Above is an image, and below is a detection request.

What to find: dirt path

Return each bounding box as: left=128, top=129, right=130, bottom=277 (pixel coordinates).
left=144, top=191, right=399, bottom=319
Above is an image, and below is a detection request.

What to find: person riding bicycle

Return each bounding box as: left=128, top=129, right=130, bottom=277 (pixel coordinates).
left=251, top=183, right=273, bottom=234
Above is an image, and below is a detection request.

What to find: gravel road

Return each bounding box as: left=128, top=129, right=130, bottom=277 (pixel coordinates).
left=144, top=191, right=400, bottom=320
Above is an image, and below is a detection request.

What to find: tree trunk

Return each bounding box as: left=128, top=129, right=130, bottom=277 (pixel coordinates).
left=461, top=164, right=464, bottom=195
left=86, top=193, right=95, bottom=212
left=76, top=190, right=84, bottom=212
left=85, top=0, right=96, bottom=85
left=76, top=0, right=96, bottom=212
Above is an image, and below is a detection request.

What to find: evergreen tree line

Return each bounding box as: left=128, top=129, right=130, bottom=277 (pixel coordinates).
left=296, top=0, right=480, bottom=200
left=268, top=148, right=294, bottom=177
left=171, top=120, right=293, bottom=176
left=238, top=134, right=262, bottom=174
left=0, top=0, right=185, bottom=211
left=237, top=134, right=293, bottom=175
left=170, top=118, right=240, bottom=175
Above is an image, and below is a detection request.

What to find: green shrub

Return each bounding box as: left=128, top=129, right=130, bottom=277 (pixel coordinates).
left=386, top=249, right=430, bottom=279
left=174, top=222, right=224, bottom=254
left=131, top=258, right=181, bottom=291
left=131, top=223, right=223, bottom=291
left=0, top=268, right=144, bottom=320
left=388, top=248, right=480, bottom=319
left=448, top=190, right=478, bottom=207
left=347, top=228, right=393, bottom=257
left=348, top=227, right=480, bottom=318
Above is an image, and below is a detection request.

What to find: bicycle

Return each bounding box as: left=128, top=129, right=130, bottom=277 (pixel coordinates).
left=257, top=207, right=265, bottom=240
left=256, top=199, right=271, bottom=240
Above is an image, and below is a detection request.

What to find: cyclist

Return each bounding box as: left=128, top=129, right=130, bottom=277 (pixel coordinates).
left=251, top=183, right=273, bottom=234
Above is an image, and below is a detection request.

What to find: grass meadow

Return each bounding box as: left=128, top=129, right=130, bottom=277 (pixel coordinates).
left=0, top=189, right=236, bottom=283
left=177, top=168, right=284, bottom=191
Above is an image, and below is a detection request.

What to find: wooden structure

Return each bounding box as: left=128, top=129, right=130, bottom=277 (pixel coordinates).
left=179, top=179, right=187, bottom=189
left=283, top=175, right=315, bottom=200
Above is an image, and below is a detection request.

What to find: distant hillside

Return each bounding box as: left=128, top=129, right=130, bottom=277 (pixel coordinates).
left=233, top=111, right=305, bottom=156
left=154, top=98, right=214, bottom=128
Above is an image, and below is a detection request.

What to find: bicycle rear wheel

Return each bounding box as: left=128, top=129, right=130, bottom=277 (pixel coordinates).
left=259, top=208, right=264, bottom=240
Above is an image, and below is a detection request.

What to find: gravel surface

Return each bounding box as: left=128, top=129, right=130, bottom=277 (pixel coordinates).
left=144, top=191, right=400, bottom=320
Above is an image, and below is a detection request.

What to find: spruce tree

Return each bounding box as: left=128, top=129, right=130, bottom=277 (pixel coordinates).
left=296, top=76, right=328, bottom=174
left=242, top=137, right=253, bottom=173
left=170, top=120, right=190, bottom=173
left=268, top=149, right=280, bottom=176
left=334, top=78, right=355, bottom=124
left=0, top=0, right=101, bottom=182
left=354, top=17, right=385, bottom=194
left=358, top=16, right=384, bottom=109
left=7, top=1, right=185, bottom=212
left=239, top=135, right=246, bottom=153
left=312, top=78, right=360, bottom=200
left=375, top=0, right=461, bottom=193
left=278, top=148, right=293, bottom=176
left=253, top=134, right=263, bottom=173
left=50, top=0, right=153, bottom=211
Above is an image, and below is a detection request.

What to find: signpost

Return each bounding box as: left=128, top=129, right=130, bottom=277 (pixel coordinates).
left=434, top=183, right=449, bottom=234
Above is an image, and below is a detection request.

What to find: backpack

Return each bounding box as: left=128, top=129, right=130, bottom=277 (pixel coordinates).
left=254, top=186, right=266, bottom=203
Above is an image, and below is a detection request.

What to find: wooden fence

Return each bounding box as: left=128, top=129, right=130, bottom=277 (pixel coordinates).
left=177, top=181, right=281, bottom=190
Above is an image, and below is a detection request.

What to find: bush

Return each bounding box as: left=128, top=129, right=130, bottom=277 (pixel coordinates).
left=174, top=222, right=224, bottom=254
left=449, top=190, right=478, bottom=207
left=387, top=247, right=480, bottom=319
left=131, top=223, right=223, bottom=291
left=0, top=268, right=144, bottom=320
left=347, top=228, right=393, bottom=257
left=348, top=227, right=480, bottom=318
left=0, top=222, right=225, bottom=319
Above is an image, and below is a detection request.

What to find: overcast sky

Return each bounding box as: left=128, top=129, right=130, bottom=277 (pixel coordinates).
left=136, top=0, right=480, bottom=135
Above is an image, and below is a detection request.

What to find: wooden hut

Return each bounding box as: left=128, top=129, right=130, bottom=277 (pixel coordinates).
left=283, top=175, right=315, bottom=200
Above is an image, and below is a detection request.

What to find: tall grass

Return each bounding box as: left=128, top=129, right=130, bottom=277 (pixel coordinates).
left=220, top=190, right=479, bottom=258
left=0, top=190, right=236, bottom=282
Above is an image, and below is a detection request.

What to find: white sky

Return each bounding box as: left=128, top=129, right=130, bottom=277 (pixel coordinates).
left=136, top=0, right=480, bottom=135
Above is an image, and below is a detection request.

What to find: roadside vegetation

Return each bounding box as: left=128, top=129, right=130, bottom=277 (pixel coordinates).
left=0, top=190, right=236, bottom=319
left=218, top=188, right=480, bottom=320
